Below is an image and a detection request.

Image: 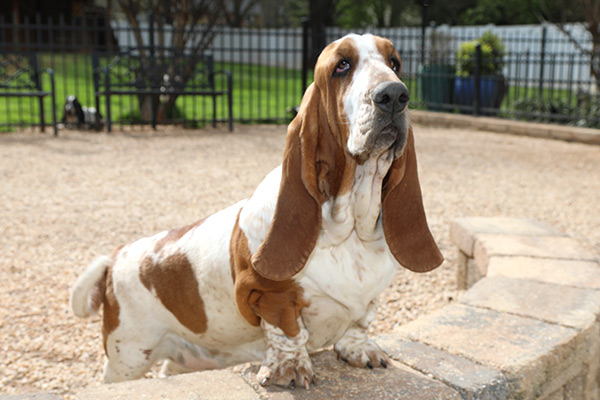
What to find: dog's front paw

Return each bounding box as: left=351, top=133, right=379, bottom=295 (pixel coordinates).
left=257, top=355, right=315, bottom=389
left=258, top=318, right=316, bottom=389
left=334, top=338, right=390, bottom=369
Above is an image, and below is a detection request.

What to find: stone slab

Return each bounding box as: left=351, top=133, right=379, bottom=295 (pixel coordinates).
left=450, top=217, right=560, bottom=256
left=486, top=256, right=600, bottom=290
left=237, top=350, right=461, bottom=400
left=456, top=251, right=487, bottom=290
left=74, top=369, right=260, bottom=400
left=377, top=335, right=507, bottom=399
left=460, top=276, right=600, bottom=330
left=474, top=234, right=598, bottom=268
left=395, top=304, right=582, bottom=399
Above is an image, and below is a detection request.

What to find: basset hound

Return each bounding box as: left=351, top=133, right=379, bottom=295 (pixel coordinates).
left=70, top=33, right=443, bottom=389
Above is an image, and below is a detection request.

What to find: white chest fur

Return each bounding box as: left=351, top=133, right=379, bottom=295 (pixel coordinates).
left=239, top=153, right=398, bottom=350
left=296, top=154, right=398, bottom=350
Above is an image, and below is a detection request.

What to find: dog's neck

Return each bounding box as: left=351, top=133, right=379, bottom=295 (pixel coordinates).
left=319, top=149, right=393, bottom=245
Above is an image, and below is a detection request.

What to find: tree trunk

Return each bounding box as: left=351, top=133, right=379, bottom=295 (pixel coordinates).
left=137, top=94, right=178, bottom=124
left=157, top=95, right=178, bottom=122
left=138, top=94, right=157, bottom=122
left=308, top=0, right=337, bottom=66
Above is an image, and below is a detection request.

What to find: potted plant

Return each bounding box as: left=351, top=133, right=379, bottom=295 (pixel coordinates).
left=454, top=31, right=507, bottom=113
left=419, top=29, right=455, bottom=111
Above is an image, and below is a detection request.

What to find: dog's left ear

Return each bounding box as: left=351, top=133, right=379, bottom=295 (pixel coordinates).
left=382, top=127, right=443, bottom=272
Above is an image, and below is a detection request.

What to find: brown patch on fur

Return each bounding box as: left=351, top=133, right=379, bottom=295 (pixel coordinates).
left=143, top=349, right=152, bottom=360
left=89, top=272, right=106, bottom=313
left=139, top=253, right=207, bottom=334
left=230, top=212, right=308, bottom=337
left=154, top=219, right=206, bottom=252
left=374, top=36, right=402, bottom=76
left=102, top=266, right=120, bottom=355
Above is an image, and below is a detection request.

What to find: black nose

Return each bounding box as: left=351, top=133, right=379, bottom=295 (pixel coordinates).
left=371, top=81, right=409, bottom=114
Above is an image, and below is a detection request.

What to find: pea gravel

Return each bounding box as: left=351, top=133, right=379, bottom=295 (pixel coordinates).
left=1, top=123, right=598, bottom=398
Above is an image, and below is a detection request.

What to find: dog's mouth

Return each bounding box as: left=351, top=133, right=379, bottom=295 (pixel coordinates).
left=376, top=119, right=408, bottom=149
left=378, top=123, right=399, bottom=142
left=354, top=123, right=406, bottom=164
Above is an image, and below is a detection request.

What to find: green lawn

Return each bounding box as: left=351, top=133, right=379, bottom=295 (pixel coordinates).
left=2, top=53, right=597, bottom=131
left=0, top=53, right=313, bottom=131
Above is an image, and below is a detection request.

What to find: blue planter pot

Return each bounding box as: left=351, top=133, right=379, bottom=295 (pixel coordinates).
left=454, top=76, right=506, bottom=112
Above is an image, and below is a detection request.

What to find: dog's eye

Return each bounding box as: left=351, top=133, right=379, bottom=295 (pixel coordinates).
left=390, top=57, right=400, bottom=74
left=334, top=59, right=350, bottom=76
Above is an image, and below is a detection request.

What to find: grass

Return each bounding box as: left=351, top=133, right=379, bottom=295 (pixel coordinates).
left=0, top=53, right=313, bottom=131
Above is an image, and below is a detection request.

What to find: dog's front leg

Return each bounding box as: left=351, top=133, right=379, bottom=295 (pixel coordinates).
left=258, top=317, right=315, bottom=389
left=333, top=299, right=390, bottom=369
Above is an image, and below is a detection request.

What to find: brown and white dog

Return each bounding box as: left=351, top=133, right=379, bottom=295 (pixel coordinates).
left=70, top=34, right=443, bottom=389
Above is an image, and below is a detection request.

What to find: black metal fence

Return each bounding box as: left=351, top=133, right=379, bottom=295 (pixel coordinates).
left=1, top=13, right=599, bottom=133
left=0, top=13, right=307, bottom=132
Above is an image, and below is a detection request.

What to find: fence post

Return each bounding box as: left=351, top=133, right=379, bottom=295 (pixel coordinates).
left=474, top=43, right=481, bottom=116
left=12, top=9, right=19, bottom=51
left=538, top=25, right=547, bottom=99
left=149, top=12, right=155, bottom=55
left=421, top=1, right=428, bottom=66
left=301, top=17, right=309, bottom=94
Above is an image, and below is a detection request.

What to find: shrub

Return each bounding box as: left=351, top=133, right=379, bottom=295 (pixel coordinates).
left=457, top=31, right=506, bottom=77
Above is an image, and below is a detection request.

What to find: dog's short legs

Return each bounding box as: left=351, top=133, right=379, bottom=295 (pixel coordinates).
left=102, top=327, right=167, bottom=383
left=160, top=360, right=195, bottom=376
left=103, top=332, right=221, bottom=382
left=257, top=318, right=315, bottom=389
left=158, top=334, right=221, bottom=377
left=102, top=348, right=156, bottom=383
left=333, top=300, right=390, bottom=369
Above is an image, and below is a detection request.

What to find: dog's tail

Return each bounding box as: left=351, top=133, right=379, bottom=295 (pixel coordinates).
left=70, top=255, right=113, bottom=318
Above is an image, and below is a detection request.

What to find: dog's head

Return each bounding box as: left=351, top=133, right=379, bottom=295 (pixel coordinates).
left=313, top=33, right=410, bottom=162
left=252, top=34, right=443, bottom=281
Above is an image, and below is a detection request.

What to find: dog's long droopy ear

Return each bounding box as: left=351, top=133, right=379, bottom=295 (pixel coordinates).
left=251, top=84, right=327, bottom=281
left=382, top=127, right=444, bottom=272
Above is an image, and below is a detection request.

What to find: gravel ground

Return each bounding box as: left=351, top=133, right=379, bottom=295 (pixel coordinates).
left=1, top=123, right=598, bottom=398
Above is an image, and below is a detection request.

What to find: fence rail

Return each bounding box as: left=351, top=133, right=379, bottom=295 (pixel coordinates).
left=1, top=13, right=599, bottom=133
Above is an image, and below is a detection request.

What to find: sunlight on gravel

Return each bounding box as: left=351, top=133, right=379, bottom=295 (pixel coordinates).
left=0, top=123, right=598, bottom=398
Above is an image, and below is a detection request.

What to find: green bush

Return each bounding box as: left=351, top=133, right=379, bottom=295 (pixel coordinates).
left=457, top=31, right=506, bottom=77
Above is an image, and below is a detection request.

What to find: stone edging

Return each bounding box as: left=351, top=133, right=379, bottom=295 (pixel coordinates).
left=58, top=218, right=600, bottom=399
left=410, top=110, right=600, bottom=145
left=438, top=217, right=600, bottom=399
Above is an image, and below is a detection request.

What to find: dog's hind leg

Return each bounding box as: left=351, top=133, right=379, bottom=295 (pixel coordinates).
left=102, top=349, right=157, bottom=383
left=157, top=334, right=221, bottom=377
left=102, top=325, right=168, bottom=383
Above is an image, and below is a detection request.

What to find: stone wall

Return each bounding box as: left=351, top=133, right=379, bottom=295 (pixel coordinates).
left=446, top=217, right=600, bottom=399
